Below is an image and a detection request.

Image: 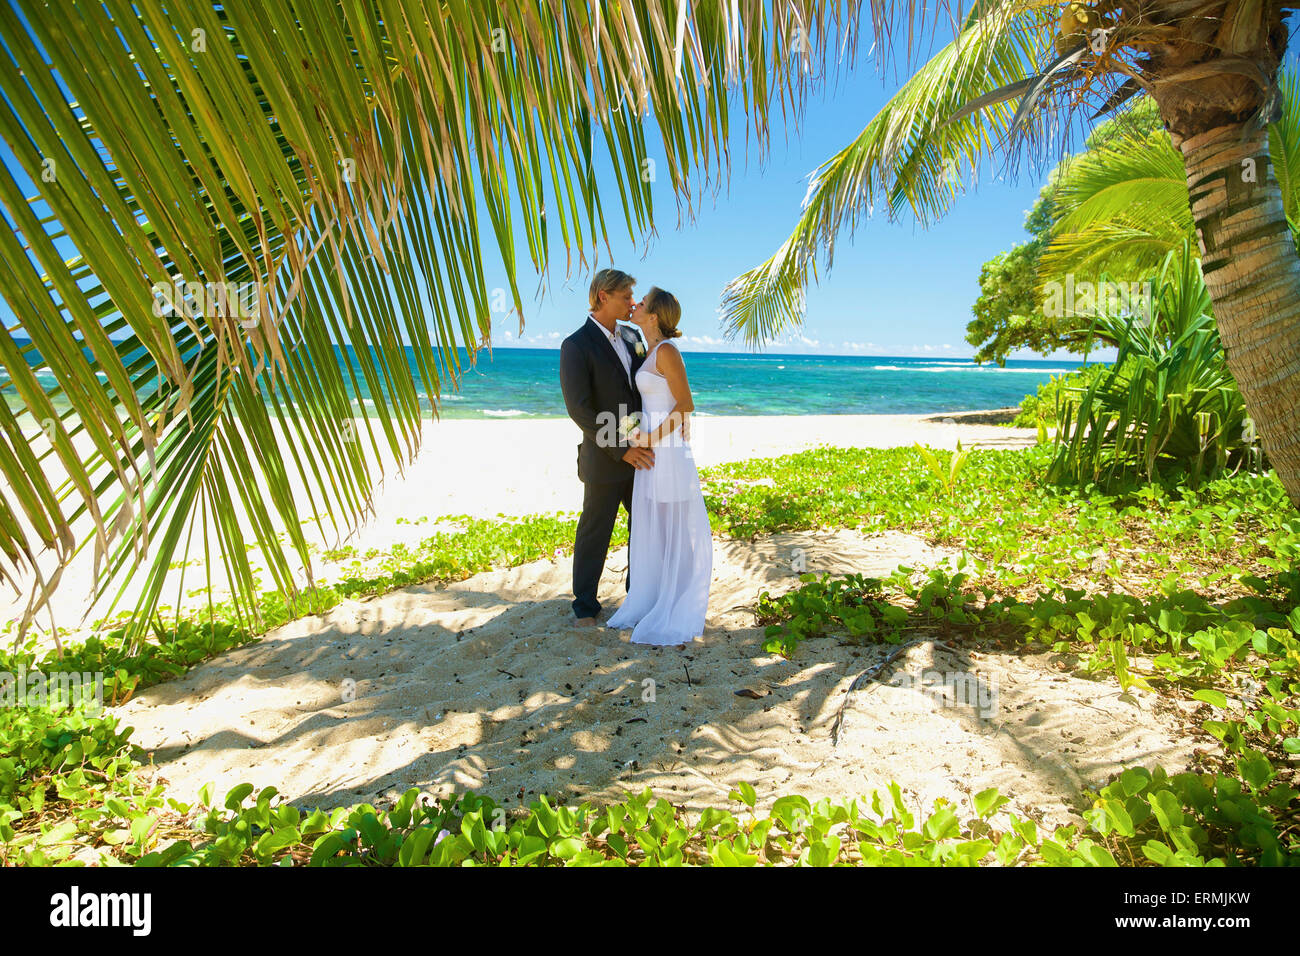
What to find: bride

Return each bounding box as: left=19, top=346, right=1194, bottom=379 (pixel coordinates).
left=606, top=287, right=712, bottom=646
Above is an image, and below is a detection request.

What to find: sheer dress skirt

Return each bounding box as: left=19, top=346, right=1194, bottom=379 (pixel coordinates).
left=605, top=411, right=712, bottom=645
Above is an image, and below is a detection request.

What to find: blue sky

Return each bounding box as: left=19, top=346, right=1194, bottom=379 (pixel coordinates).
left=483, top=45, right=1114, bottom=362
left=0, top=22, right=1123, bottom=364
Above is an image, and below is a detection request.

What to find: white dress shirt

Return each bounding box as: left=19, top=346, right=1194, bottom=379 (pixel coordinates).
left=588, top=314, right=631, bottom=385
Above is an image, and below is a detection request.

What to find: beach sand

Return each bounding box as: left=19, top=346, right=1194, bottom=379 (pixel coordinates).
left=118, top=525, right=1200, bottom=828
left=5, top=408, right=1036, bottom=634
left=21, top=407, right=1203, bottom=828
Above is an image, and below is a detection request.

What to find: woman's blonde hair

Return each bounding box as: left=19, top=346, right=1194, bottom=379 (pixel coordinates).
left=643, top=286, right=682, bottom=339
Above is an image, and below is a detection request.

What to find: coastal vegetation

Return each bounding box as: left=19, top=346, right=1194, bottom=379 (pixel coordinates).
left=1001, top=241, right=1265, bottom=491
left=4, top=439, right=1296, bottom=865
left=721, top=3, right=1300, bottom=511
left=968, top=79, right=1300, bottom=367
left=1002, top=183, right=1270, bottom=492
left=0, top=1, right=1296, bottom=870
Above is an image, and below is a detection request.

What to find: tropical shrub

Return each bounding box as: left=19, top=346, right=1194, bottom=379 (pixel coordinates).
left=1047, top=242, right=1263, bottom=491
left=1009, top=363, right=1110, bottom=429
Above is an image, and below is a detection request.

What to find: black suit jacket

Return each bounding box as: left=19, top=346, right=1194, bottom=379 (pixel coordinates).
left=560, top=317, right=646, bottom=484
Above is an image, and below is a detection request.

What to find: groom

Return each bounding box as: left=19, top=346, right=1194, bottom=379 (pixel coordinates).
left=559, top=269, right=654, bottom=626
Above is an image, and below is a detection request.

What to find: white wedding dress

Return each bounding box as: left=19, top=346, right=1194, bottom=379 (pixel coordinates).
left=607, top=341, right=712, bottom=645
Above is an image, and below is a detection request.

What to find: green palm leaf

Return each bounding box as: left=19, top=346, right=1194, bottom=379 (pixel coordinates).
left=0, top=0, right=863, bottom=647
left=1039, top=69, right=1300, bottom=294
left=1037, top=126, right=1194, bottom=282
left=719, top=1, right=1050, bottom=345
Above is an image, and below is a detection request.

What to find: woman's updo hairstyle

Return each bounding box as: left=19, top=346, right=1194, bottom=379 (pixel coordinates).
left=643, top=286, right=683, bottom=339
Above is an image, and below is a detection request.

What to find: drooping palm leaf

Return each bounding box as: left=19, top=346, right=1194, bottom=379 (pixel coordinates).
left=1039, top=69, right=1300, bottom=287
left=719, top=0, right=1052, bottom=344
left=1036, top=126, right=1194, bottom=282
left=0, top=0, right=865, bottom=648
left=1090, top=77, right=1143, bottom=121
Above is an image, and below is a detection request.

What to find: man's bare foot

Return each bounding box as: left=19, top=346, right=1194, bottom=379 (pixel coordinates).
left=573, top=616, right=599, bottom=628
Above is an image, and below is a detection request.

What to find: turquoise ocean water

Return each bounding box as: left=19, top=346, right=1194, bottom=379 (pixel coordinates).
left=412, top=347, right=1100, bottom=419
left=4, top=341, right=1103, bottom=419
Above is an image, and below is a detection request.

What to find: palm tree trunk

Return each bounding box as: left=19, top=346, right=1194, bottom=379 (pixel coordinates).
left=1170, top=121, right=1300, bottom=509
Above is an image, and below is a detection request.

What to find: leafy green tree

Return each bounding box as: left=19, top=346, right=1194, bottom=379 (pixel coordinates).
left=966, top=200, right=1056, bottom=365
left=967, top=99, right=1164, bottom=365
left=721, top=2, right=1300, bottom=509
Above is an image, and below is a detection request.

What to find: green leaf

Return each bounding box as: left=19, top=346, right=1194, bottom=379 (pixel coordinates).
left=309, top=833, right=347, bottom=867
left=730, top=782, right=757, bottom=809
left=398, top=827, right=438, bottom=867
left=973, top=788, right=1009, bottom=818
left=1238, top=753, right=1274, bottom=790
left=550, top=837, right=585, bottom=860
left=224, top=783, right=254, bottom=810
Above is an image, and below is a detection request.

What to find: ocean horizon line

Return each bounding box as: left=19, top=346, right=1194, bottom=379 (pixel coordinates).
left=0, top=333, right=1111, bottom=367
left=400, top=344, right=1110, bottom=366
left=4, top=347, right=1102, bottom=421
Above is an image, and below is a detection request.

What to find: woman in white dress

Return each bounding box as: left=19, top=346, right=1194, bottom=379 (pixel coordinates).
left=606, top=287, right=713, bottom=646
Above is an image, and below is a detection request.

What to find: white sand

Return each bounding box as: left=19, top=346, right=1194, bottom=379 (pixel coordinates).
left=12, top=407, right=1202, bottom=829
left=3, top=409, right=1036, bottom=637
left=119, top=526, right=1201, bottom=827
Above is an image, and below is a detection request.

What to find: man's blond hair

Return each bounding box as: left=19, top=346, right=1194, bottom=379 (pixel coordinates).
left=589, top=268, right=636, bottom=310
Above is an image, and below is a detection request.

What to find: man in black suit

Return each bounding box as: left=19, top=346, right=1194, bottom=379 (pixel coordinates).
left=559, top=269, right=655, bottom=626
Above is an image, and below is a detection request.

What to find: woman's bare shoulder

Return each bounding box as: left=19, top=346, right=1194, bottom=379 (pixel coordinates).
left=658, top=341, right=685, bottom=363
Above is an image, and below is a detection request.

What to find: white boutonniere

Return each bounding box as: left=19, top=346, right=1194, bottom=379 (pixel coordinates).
left=617, top=411, right=642, bottom=439
left=619, top=325, right=645, bottom=357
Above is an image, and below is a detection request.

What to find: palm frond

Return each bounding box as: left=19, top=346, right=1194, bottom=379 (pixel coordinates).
left=1037, top=126, right=1193, bottom=282
left=720, top=0, right=1050, bottom=344
left=1091, top=78, right=1143, bottom=121
left=1040, top=69, right=1300, bottom=289
left=1269, top=69, right=1300, bottom=222
left=0, top=0, right=863, bottom=647
left=1007, top=45, right=1088, bottom=138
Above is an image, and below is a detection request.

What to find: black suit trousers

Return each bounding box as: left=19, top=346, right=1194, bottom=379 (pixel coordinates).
left=571, top=475, right=634, bottom=619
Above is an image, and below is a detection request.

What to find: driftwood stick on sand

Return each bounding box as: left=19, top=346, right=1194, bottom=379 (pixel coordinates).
left=830, top=638, right=956, bottom=746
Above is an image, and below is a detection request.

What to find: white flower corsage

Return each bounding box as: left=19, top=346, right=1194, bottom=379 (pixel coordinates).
left=617, top=412, right=642, bottom=440
left=620, top=326, right=646, bottom=357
